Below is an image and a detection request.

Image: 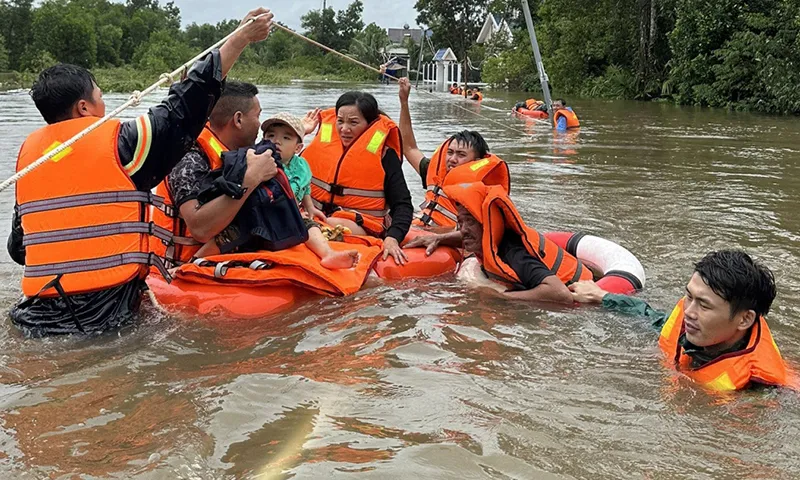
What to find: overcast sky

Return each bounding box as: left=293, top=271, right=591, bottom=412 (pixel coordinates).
left=170, top=0, right=421, bottom=30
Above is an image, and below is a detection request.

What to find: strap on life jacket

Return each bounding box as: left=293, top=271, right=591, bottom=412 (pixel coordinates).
left=418, top=185, right=458, bottom=226
left=18, top=189, right=175, bottom=286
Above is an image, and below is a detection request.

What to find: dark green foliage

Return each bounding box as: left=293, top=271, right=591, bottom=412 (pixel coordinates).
left=0, top=35, right=8, bottom=71
left=480, top=0, right=800, bottom=113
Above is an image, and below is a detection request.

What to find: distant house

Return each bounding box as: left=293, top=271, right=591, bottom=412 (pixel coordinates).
left=387, top=24, right=424, bottom=46
left=384, top=24, right=425, bottom=77
left=476, top=13, right=513, bottom=44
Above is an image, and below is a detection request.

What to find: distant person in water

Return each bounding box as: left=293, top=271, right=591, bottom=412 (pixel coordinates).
left=571, top=250, right=798, bottom=391
left=553, top=98, right=580, bottom=131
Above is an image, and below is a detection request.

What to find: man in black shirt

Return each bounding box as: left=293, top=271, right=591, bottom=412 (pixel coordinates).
left=7, top=8, right=274, bottom=337
left=455, top=204, right=574, bottom=304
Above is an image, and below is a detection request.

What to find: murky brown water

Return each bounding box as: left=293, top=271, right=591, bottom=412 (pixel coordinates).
left=0, top=82, right=799, bottom=479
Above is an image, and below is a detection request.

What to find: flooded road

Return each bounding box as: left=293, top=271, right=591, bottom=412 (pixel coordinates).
left=0, top=82, right=798, bottom=479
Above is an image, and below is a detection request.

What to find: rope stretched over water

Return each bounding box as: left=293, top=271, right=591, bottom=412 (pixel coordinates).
left=0, top=13, right=271, bottom=194
left=271, top=24, right=552, bottom=133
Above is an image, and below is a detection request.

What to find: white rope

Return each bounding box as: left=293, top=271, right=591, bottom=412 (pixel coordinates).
left=0, top=13, right=269, bottom=194
left=146, top=287, right=169, bottom=316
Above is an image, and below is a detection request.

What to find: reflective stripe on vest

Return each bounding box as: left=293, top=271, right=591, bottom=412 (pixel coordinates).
left=22, top=221, right=172, bottom=246
left=310, top=177, right=386, bottom=198
left=311, top=198, right=389, bottom=218
left=19, top=190, right=166, bottom=216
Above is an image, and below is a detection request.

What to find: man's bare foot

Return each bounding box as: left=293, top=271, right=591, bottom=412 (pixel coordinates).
left=320, top=250, right=360, bottom=269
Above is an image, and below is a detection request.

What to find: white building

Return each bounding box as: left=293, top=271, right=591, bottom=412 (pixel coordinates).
left=476, top=13, right=513, bottom=44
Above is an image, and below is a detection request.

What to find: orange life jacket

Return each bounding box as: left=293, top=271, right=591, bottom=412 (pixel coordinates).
left=554, top=108, right=580, bottom=129
left=442, top=182, right=592, bottom=288
left=150, top=126, right=225, bottom=266
left=15, top=117, right=172, bottom=299
left=303, top=108, right=402, bottom=237
left=658, top=298, right=797, bottom=391
left=415, top=139, right=510, bottom=228
left=176, top=239, right=382, bottom=296
left=472, top=92, right=484, bottom=101
left=525, top=99, right=543, bottom=109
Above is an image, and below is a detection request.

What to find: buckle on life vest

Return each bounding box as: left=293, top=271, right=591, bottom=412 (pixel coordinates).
left=420, top=213, right=433, bottom=225
left=329, top=184, right=345, bottom=196
left=163, top=204, right=177, bottom=218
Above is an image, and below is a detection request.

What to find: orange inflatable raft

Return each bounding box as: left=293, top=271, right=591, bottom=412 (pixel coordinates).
left=514, top=107, right=548, bottom=119
left=147, top=231, right=462, bottom=319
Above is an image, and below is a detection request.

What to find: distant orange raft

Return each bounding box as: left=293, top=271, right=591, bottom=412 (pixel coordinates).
left=147, top=231, right=462, bottom=319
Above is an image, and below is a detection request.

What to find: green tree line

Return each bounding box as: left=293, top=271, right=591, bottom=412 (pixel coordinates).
left=0, top=0, right=394, bottom=89
left=417, top=0, right=800, bottom=114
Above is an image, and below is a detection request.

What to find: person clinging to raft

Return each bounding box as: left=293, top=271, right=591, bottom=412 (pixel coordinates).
left=570, top=250, right=798, bottom=391
left=396, top=77, right=510, bottom=234
left=417, top=181, right=593, bottom=304
left=302, top=92, right=413, bottom=265
left=7, top=8, right=274, bottom=337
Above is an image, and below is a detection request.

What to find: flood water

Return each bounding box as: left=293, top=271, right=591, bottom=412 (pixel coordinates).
left=0, top=82, right=799, bottom=479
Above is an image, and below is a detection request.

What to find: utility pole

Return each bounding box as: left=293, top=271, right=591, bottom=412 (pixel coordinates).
left=520, top=0, right=553, bottom=121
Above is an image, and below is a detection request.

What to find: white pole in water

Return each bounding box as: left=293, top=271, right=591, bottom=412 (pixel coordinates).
left=520, top=0, right=553, bottom=122
left=415, top=29, right=426, bottom=88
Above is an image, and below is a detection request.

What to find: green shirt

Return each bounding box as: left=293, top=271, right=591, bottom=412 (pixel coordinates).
left=602, top=294, right=668, bottom=329
left=283, top=154, right=312, bottom=201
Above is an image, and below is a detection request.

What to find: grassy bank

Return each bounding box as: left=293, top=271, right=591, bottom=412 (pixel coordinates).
left=0, top=72, right=36, bottom=91
left=1, top=62, right=377, bottom=93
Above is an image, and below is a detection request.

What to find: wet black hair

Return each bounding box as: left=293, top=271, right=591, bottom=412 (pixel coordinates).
left=335, top=91, right=383, bottom=123
left=448, top=130, right=489, bottom=159
left=694, top=250, right=776, bottom=317
left=30, top=64, right=98, bottom=124
left=209, top=81, right=259, bottom=128
left=555, top=98, right=567, bottom=106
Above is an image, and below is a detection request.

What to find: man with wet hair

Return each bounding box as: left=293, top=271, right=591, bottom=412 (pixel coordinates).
left=552, top=98, right=580, bottom=131
left=397, top=77, right=510, bottom=235
left=571, top=250, right=797, bottom=391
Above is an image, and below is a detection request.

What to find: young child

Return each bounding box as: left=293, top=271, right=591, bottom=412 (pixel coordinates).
left=194, top=113, right=359, bottom=269
left=261, top=113, right=359, bottom=269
